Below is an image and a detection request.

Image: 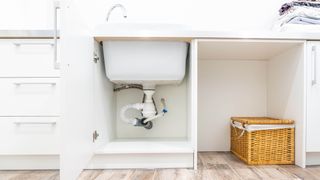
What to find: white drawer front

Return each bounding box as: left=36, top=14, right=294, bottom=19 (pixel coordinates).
left=0, top=39, right=59, bottom=77
left=0, top=78, right=60, bottom=116
left=0, top=117, right=59, bottom=155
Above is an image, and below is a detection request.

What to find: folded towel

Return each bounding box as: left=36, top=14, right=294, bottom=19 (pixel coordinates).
left=280, top=1, right=320, bottom=15
left=273, top=23, right=320, bottom=32
left=274, top=6, right=320, bottom=28
left=288, top=16, right=320, bottom=24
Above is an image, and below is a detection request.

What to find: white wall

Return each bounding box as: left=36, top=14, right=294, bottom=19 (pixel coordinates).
left=0, top=0, right=54, bottom=29
left=267, top=44, right=306, bottom=167
left=70, top=0, right=289, bottom=31
left=73, top=0, right=192, bottom=31
left=198, top=60, right=267, bottom=151
left=0, top=0, right=289, bottom=31
left=191, top=0, right=288, bottom=30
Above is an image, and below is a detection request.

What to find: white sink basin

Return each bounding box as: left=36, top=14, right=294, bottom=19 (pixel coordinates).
left=103, top=40, right=188, bottom=85
left=94, top=23, right=190, bottom=36
left=96, top=23, right=189, bottom=86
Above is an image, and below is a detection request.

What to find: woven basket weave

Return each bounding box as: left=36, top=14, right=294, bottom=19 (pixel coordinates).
left=230, top=117, right=295, bottom=165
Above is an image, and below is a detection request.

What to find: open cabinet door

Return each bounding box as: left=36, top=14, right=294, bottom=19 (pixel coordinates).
left=60, top=1, right=94, bottom=180
left=189, top=40, right=198, bottom=170
left=307, top=42, right=320, bottom=152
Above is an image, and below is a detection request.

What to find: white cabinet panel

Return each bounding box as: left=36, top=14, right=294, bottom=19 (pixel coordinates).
left=0, top=39, right=60, bottom=77
left=0, top=78, right=60, bottom=116
left=60, top=1, right=95, bottom=179
left=0, top=117, right=59, bottom=155
left=307, top=41, right=320, bottom=152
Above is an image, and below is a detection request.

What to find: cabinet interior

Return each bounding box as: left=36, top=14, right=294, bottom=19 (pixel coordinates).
left=93, top=41, right=194, bottom=153
left=92, top=39, right=306, bottom=166
left=197, top=39, right=306, bottom=166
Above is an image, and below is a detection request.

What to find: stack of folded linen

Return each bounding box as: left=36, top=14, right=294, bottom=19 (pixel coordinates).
left=273, top=0, right=320, bottom=32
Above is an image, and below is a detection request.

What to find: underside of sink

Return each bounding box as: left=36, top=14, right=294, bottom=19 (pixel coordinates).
left=103, top=40, right=188, bottom=85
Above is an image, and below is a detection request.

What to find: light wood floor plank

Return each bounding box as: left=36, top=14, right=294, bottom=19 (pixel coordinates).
left=221, top=152, right=263, bottom=180
left=95, top=170, right=133, bottom=180
left=304, top=166, right=320, bottom=178
left=154, top=169, right=195, bottom=180
left=256, top=165, right=299, bottom=179
left=281, top=165, right=319, bottom=180
left=199, top=152, right=242, bottom=179
left=2, top=152, right=320, bottom=180
left=77, top=170, right=102, bottom=180
left=0, top=170, right=59, bottom=180
left=128, top=170, right=155, bottom=180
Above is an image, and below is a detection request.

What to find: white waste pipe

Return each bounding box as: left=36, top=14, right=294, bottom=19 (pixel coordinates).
left=120, top=84, right=168, bottom=128
left=142, top=90, right=156, bottom=118
left=120, top=103, right=144, bottom=126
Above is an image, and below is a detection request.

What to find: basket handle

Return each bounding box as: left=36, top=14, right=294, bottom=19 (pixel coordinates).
left=231, top=121, right=246, bottom=139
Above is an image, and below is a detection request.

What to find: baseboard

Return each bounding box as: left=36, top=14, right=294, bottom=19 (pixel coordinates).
left=86, top=153, right=194, bottom=169
left=0, top=155, right=59, bottom=170
left=306, top=152, right=320, bottom=166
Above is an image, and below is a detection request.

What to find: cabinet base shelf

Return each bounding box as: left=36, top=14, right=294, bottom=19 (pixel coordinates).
left=87, top=153, right=194, bottom=169
left=95, top=140, right=193, bottom=154
left=89, top=140, right=194, bottom=169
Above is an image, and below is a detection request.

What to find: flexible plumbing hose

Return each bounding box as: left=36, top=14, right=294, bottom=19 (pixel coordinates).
left=113, top=84, right=143, bottom=92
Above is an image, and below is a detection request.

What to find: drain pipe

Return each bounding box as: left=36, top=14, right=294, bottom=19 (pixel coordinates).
left=141, top=84, right=157, bottom=119
left=143, top=98, right=168, bottom=123
left=120, top=103, right=144, bottom=126
left=117, top=84, right=168, bottom=129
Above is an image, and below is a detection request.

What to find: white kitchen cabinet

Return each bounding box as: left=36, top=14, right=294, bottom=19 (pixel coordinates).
left=59, top=1, right=95, bottom=179
left=0, top=63, right=60, bottom=169
left=0, top=117, right=59, bottom=155
left=85, top=40, right=195, bottom=170
left=0, top=12, right=61, bottom=171
left=197, top=39, right=307, bottom=168
left=61, top=37, right=310, bottom=180
left=306, top=41, right=320, bottom=152
left=0, top=0, right=61, bottom=172
left=59, top=2, right=196, bottom=178
left=0, top=78, right=60, bottom=116
left=0, top=39, right=60, bottom=77
left=58, top=2, right=320, bottom=178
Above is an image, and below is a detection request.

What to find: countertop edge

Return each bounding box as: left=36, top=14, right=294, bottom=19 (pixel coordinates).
left=93, top=30, right=320, bottom=41
left=0, top=30, right=60, bottom=39
left=1, top=29, right=319, bottom=41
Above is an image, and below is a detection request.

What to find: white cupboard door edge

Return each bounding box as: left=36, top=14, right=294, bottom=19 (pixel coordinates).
left=60, top=1, right=95, bottom=180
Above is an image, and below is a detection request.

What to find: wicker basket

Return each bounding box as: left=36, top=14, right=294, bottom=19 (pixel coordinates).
left=230, top=117, right=295, bottom=165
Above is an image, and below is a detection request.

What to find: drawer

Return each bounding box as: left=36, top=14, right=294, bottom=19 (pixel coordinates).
left=0, top=117, right=59, bottom=155
left=0, top=78, right=60, bottom=116
left=0, top=39, right=59, bottom=77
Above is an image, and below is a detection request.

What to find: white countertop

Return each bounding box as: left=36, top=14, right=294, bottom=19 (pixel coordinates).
left=0, top=30, right=59, bottom=39
left=94, top=29, right=320, bottom=41
left=0, top=29, right=318, bottom=41
left=194, top=30, right=320, bottom=40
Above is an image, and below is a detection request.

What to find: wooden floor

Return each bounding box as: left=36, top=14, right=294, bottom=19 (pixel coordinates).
left=1, top=152, right=320, bottom=180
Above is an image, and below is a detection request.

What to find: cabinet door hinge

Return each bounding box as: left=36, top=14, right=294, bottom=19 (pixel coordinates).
left=93, top=130, right=99, bottom=142
left=93, top=52, right=99, bottom=63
